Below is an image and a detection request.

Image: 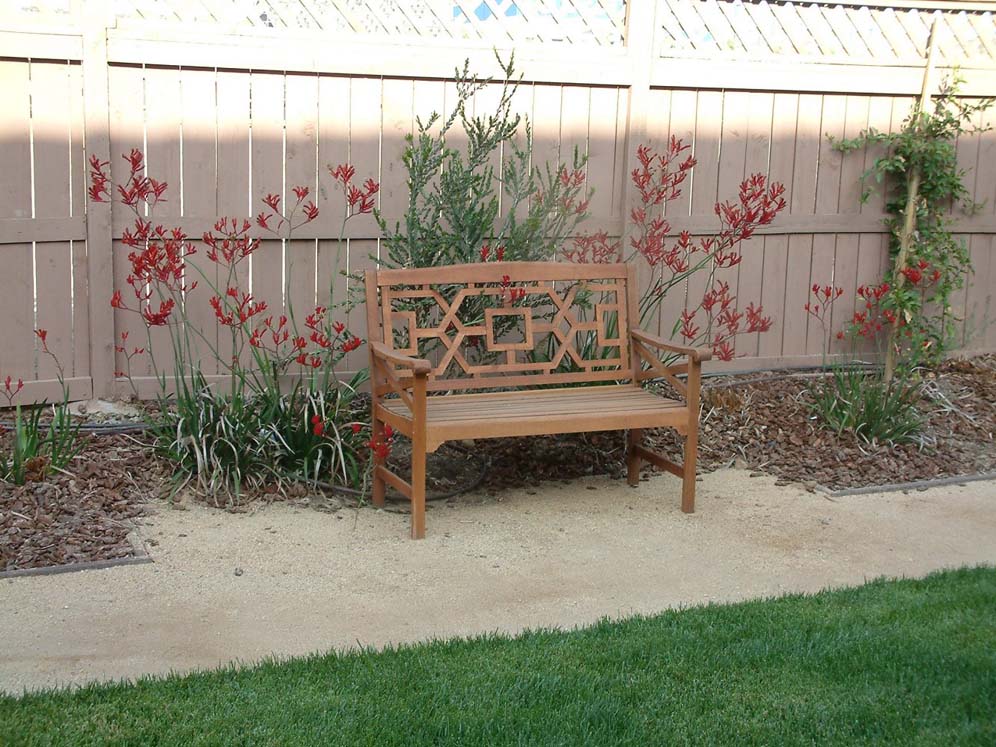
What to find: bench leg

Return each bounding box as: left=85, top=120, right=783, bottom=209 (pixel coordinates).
left=626, top=428, right=642, bottom=487
left=370, top=418, right=386, bottom=508
left=682, top=423, right=698, bottom=514
left=410, top=430, right=427, bottom=540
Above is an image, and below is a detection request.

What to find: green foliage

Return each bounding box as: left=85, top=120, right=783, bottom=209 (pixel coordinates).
left=3, top=568, right=996, bottom=745
left=377, top=53, right=592, bottom=270
left=1, top=397, right=81, bottom=486
left=808, top=367, right=922, bottom=445
left=158, top=370, right=369, bottom=505
left=832, top=77, right=993, bottom=368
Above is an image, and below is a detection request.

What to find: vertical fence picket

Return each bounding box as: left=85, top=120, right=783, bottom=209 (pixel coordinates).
left=214, top=69, right=252, bottom=374
left=738, top=91, right=775, bottom=358
left=0, top=60, right=37, bottom=387
left=758, top=92, right=797, bottom=361
left=284, top=72, right=320, bottom=328
left=30, top=62, right=76, bottom=384
left=807, top=94, right=846, bottom=358
left=180, top=67, right=220, bottom=377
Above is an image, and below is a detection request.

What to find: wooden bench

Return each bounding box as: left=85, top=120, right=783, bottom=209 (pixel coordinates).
left=364, top=262, right=711, bottom=539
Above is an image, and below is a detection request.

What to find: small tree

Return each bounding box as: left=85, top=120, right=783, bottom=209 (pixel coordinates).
left=833, top=77, right=993, bottom=380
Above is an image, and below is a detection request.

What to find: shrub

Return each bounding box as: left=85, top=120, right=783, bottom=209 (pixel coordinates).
left=807, top=366, right=922, bottom=445
left=0, top=333, right=81, bottom=485
left=804, top=283, right=923, bottom=444
left=377, top=54, right=592, bottom=271
left=832, top=77, right=993, bottom=379
left=89, top=150, right=377, bottom=502
left=564, top=138, right=787, bottom=362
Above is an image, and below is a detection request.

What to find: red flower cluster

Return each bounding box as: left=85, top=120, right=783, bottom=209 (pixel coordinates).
left=113, top=331, right=145, bottom=378
left=88, top=155, right=111, bottom=203
left=553, top=167, right=590, bottom=216
left=311, top=414, right=325, bottom=437
left=330, top=164, right=379, bottom=216
left=256, top=185, right=320, bottom=234
left=804, top=284, right=845, bottom=327
left=562, top=231, right=621, bottom=265
left=632, top=137, right=696, bottom=207
left=90, top=150, right=167, bottom=209
left=499, top=274, right=526, bottom=305
left=681, top=281, right=771, bottom=361
left=850, top=283, right=892, bottom=339
left=123, top=222, right=197, bottom=293
left=3, top=375, right=24, bottom=406
left=111, top=219, right=197, bottom=328
left=203, top=218, right=260, bottom=267
left=623, top=141, right=785, bottom=288
left=368, top=424, right=394, bottom=460
left=900, top=259, right=941, bottom=287
left=249, top=315, right=292, bottom=350
left=480, top=243, right=505, bottom=262
left=301, top=306, right=362, bottom=361
left=210, top=288, right=267, bottom=327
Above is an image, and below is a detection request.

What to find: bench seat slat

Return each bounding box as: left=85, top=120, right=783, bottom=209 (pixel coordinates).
left=377, top=385, right=688, bottom=450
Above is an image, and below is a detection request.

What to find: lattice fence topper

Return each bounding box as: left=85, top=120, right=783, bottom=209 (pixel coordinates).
left=658, top=1, right=996, bottom=66
left=383, top=278, right=630, bottom=380
left=0, top=0, right=625, bottom=45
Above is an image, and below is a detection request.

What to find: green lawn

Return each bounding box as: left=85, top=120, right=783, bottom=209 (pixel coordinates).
left=3, top=567, right=995, bottom=746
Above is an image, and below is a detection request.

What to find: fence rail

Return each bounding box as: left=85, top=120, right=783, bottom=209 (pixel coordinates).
left=0, top=0, right=994, bottom=400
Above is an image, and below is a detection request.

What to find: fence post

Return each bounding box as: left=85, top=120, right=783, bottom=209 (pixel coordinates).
left=81, top=1, right=116, bottom=398
left=621, top=0, right=660, bottom=323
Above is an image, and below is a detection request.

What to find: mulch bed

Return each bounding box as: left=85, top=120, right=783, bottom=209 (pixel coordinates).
left=452, top=354, right=996, bottom=493
left=0, top=434, right=164, bottom=573
left=2, top=355, right=993, bottom=571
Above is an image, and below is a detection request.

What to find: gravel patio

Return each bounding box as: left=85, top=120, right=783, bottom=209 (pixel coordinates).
left=2, top=468, right=994, bottom=694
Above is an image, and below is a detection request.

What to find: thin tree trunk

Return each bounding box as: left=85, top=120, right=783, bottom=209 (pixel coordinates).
left=884, top=15, right=940, bottom=385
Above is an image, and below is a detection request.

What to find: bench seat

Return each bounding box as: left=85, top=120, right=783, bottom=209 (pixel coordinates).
left=378, top=385, right=687, bottom=451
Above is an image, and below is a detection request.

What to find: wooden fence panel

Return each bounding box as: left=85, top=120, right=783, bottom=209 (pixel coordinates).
left=1, top=6, right=995, bottom=399
left=144, top=65, right=183, bottom=379
left=180, top=67, right=221, bottom=377
left=738, top=90, right=774, bottom=358
left=108, top=63, right=149, bottom=381
left=215, top=69, right=252, bottom=373
left=965, top=106, right=996, bottom=351
left=0, top=60, right=37, bottom=385
left=31, top=62, right=77, bottom=382
left=285, top=72, right=320, bottom=327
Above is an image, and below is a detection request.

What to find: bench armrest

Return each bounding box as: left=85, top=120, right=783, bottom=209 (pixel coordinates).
left=631, top=329, right=712, bottom=363
left=370, top=341, right=432, bottom=375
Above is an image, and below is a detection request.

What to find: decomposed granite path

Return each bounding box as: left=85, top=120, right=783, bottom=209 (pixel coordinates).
left=2, top=468, right=994, bottom=693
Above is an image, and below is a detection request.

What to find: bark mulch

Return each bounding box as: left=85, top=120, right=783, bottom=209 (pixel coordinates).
left=3, top=355, right=993, bottom=571
left=0, top=434, right=164, bottom=573
left=468, top=354, right=996, bottom=493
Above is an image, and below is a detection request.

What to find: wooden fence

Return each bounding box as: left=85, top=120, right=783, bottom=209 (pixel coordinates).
left=1, top=0, right=994, bottom=400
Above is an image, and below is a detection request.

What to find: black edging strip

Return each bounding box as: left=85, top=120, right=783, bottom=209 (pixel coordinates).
left=823, top=471, right=996, bottom=498
left=0, top=532, right=152, bottom=580
left=0, top=554, right=152, bottom=580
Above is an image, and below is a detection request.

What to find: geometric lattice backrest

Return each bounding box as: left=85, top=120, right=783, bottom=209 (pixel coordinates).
left=371, top=262, right=636, bottom=393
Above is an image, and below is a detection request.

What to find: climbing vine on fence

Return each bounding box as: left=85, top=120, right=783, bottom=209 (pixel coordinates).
left=832, top=77, right=993, bottom=378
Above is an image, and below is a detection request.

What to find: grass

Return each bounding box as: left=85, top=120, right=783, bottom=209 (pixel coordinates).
left=2, top=567, right=994, bottom=746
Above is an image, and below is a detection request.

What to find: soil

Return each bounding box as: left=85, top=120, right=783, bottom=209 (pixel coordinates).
left=2, top=355, right=993, bottom=572
left=0, top=434, right=164, bottom=572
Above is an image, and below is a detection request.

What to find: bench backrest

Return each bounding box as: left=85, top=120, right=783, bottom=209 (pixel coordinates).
left=365, top=262, right=639, bottom=393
